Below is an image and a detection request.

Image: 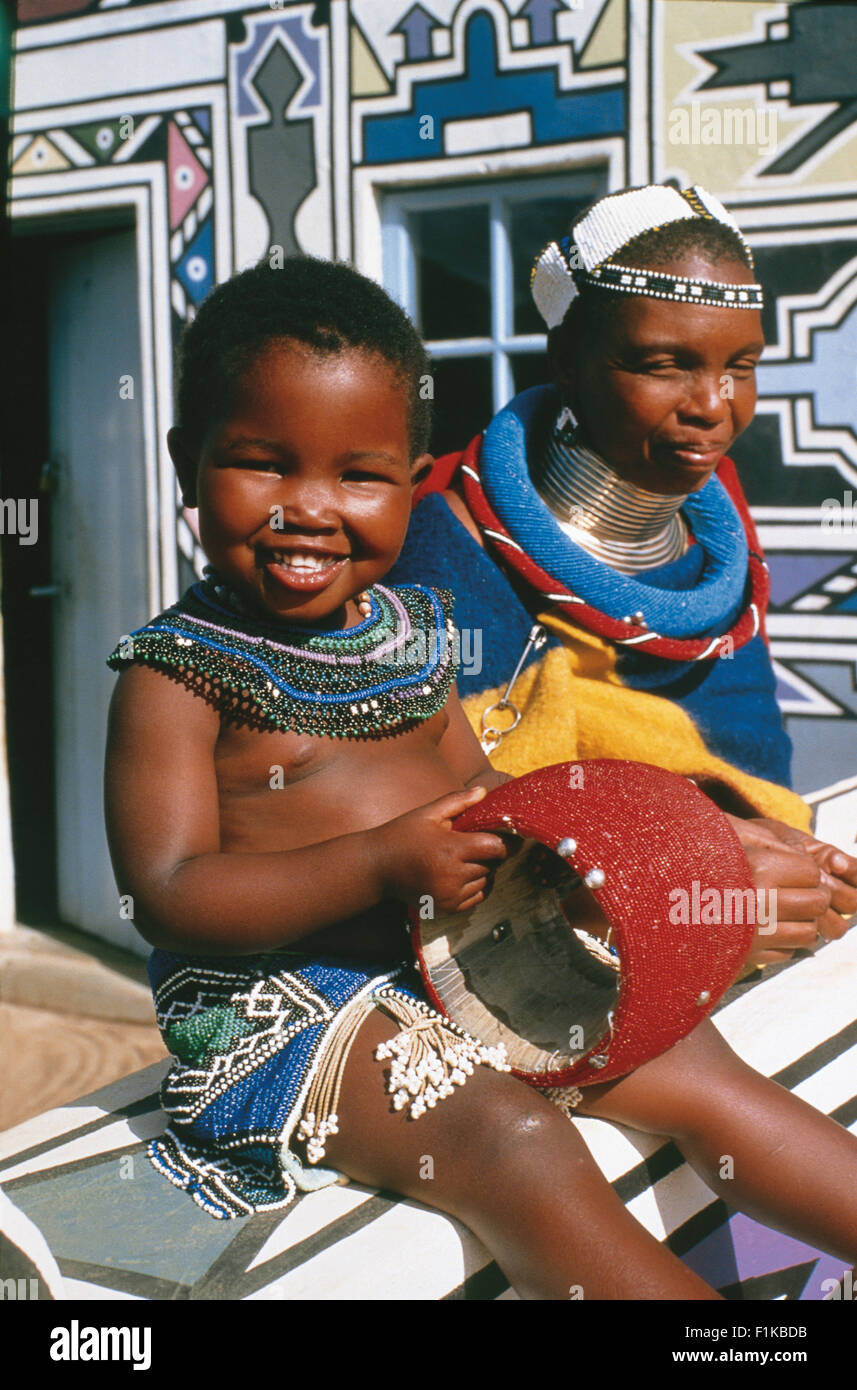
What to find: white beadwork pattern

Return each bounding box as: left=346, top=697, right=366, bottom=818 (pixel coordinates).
left=574, top=185, right=704, bottom=272
left=530, top=184, right=762, bottom=329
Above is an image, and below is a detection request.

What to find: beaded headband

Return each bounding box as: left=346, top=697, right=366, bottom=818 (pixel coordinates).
left=531, top=184, right=764, bottom=329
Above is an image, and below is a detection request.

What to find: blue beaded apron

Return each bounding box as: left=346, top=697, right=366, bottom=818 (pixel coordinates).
left=147, top=949, right=509, bottom=1219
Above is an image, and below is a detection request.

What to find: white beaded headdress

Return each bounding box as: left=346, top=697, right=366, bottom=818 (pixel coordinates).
left=531, top=185, right=763, bottom=329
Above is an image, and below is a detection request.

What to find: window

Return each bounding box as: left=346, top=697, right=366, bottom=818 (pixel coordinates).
left=382, top=171, right=607, bottom=455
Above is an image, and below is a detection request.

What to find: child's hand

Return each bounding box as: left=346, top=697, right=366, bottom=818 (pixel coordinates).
left=376, top=786, right=511, bottom=914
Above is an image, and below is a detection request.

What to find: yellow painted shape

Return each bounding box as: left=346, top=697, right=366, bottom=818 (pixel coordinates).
left=579, top=0, right=626, bottom=69
left=657, top=0, right=829, bottom=194
left=351, top=22, right=391, bottom=97
left=12, top=134, right=71, bottom=175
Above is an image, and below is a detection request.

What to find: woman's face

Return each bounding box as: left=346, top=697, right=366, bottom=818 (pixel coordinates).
left=551, top=253, right=765, bottom=495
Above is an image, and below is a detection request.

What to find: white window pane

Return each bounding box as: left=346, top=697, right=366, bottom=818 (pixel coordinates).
left=381, top=170, right=608, bottom=442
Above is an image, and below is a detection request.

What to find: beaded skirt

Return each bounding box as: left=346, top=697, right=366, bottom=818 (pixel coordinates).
left=147, top=948, right=511, bottom=1220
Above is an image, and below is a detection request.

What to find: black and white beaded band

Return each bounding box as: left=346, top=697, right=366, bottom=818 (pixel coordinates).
left=587, top=262, right=763, bottom=308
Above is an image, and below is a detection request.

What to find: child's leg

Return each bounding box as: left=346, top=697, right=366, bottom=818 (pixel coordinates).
left=319, top=1010, right=720, bottom=1300
left=576, top=1019, right=857, bottom=1267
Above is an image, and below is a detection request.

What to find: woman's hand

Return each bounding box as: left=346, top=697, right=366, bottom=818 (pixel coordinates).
left=746, top=819, right=857, bottom=930
left=375, top=785, right=511, bottom=914
left=725, top=814, right=842, bottom=966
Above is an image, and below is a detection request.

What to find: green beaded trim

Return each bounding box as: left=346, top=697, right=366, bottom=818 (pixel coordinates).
left=107, top=580, right=459, bottom=739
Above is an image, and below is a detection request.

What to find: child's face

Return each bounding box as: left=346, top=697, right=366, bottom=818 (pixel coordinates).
left=173, top=341, right=431, bottom=628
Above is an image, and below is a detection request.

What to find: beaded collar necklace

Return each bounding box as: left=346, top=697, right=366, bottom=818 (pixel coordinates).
left=107, top=576, right=458, bottom=738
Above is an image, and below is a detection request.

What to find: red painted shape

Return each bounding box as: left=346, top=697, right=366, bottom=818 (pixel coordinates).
left=167, top=121, right=209, bottom=231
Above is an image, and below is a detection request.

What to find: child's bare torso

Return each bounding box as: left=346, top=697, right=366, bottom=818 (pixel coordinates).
left=214, top=705, right=460, bottom=959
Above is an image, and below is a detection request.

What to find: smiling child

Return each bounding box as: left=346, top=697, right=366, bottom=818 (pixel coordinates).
left=105, top=256, right=857, bottom=1299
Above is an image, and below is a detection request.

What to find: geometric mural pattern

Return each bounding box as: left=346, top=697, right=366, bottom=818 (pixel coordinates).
left=12, top=100, right=217, bottom=585
left=8, top=0, right=857, bottom=1301
left=13, top=0, right=857, bottom=790
left=651, top=0, right=857, bottom=798
left=11, top=0, right=857, bottom=788
left=11, top=106, right=215, bottom=336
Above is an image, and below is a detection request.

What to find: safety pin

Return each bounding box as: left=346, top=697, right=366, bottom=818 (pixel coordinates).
left=480, top=623, right=547, bottom=754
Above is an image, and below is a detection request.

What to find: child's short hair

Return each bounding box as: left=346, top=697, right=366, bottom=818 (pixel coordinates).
left=175, top=256, right=432, bottom=457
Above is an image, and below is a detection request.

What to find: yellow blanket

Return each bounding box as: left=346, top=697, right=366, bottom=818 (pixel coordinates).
left=462, top=612, right=811, bottom=831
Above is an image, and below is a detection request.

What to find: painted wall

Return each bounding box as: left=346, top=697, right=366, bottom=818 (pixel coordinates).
left=7, top=1, right=857, bottom=918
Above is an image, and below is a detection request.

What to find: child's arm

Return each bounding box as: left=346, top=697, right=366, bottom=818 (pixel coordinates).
left=105, top=665, right=508, bottom=955
left=436, top=687, right=513, bottom=793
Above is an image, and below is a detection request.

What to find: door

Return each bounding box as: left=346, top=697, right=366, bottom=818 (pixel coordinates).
left=48, top=228, right=150, bottom=953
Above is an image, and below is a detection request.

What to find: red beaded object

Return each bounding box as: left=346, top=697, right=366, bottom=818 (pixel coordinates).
left=412, top=760, right=756, bottom=1088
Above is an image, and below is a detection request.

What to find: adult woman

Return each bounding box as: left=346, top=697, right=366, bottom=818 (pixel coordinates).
left=389, top=185, right=857, bottom=960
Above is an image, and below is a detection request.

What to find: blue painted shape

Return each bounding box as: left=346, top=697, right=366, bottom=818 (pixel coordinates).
left=235, top=14, right=323, bottom=120
left=176, top=219, right=214, bottom=305
left=774, top=666, right=816, bottom=707
left=680, top=1216, right=740, bottom=1290
left=191, top=107, right=211, bottom=136
left=829, top=583, right=857, bottom=612
left=792, top=661, right=857, bottom=716
left=521, top=0, right=565, bottom=47
left=393, top=3, right=442, bottom=62
left=682, top=1210, right=846, bottom=1300
left=755, top=291, right=857, bottom=436
left=766, top=551, right=849, bottom=606
left=729, top=1213, right=846, bottom=1301
left=363, top=11, right=624, bottom=163
left=788, top=712, right=857, bottom=796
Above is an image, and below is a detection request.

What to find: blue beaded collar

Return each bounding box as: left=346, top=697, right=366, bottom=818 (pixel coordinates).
left=107, top=579, right=458, bottom=739
left=479, top=386, right=748, bottom=641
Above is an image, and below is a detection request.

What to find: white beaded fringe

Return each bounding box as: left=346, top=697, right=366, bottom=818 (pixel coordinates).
left=296, top=986, right=511, bottom=1163
left=540, top=1086, right=585, bottom=1119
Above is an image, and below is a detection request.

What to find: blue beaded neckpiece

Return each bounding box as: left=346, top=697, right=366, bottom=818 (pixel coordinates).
left=107, top=578, right=458, bottom=739
left=479, top=386, right=748, bottom=640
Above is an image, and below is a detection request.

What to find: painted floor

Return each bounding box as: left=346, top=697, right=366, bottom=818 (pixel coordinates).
left=2, top=931, right=855, bottom=1300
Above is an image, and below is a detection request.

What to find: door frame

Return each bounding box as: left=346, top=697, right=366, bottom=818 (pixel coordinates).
left=5, top=185, right=167, bottom=943
left=12, top=181, right=175, bottom=617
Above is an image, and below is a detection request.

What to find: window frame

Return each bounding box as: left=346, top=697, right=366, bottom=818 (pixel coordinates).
left=381, top=170, right=606, bottom=414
